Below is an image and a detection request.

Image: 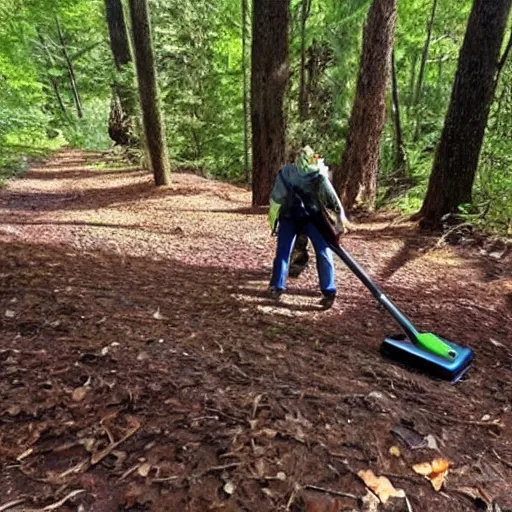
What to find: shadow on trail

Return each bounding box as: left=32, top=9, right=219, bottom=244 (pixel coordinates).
left=0, top=181, right=206, bottom=213
left=0, top=239, right=511, bottom=510
left=26, top=168, right=144, bottom=181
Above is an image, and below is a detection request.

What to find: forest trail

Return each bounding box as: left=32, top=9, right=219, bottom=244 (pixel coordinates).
left=0, top=150, right=511, bottom=511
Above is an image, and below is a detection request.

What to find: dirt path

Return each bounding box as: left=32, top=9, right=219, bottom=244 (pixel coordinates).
left=0, top=150, right=511, bottom=512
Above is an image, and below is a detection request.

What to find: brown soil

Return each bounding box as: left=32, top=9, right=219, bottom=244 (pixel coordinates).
left=0, top=150, right=511, bottom=512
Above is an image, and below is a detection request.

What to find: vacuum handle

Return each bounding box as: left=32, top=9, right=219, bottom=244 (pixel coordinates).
left=330, top=244, right=420, bottom=341
left=302, top=209, right=421, bottom=342
left=292, top=191, right=421, bottom=343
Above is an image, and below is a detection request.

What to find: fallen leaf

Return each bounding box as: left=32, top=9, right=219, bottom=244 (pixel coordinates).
left=425, top=434, right=439, bottom=450
left=431, top=471, right=447, bottom=491
left=481, top=414, right=491, bottom=422
left=153, top=308, right=163, bottom=320
left=389, top=445, right=401, bottom=457
left=431, top=458, right=450, bottom=473
left=72, top=386, right=89, bottom=402
left=5, top=309, right=16, bottom=318
left=358, top=469, right=404, bottom=504
left=412, top=462, right=432, bottom=476
left=137, top=462, right=151, bottom=477
left=223, top=481, right=236, bottom=495
left=361, top=490, right=380, bottom=512
left=275, top=471, right=286, bottom=481
left=412, top=457, right=451, bottom=491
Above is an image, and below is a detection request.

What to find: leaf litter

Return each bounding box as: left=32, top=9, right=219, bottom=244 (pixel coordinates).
left=0, top=150, right=511, bottom=511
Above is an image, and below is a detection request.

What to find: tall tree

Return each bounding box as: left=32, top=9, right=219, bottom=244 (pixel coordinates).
left=241, top=0, right=250, bottom=183
left=251, top=0, right=290, bottom=206
left=415, top=0, right=512, bottom=226
left=391, top=50, right=406, bottom=176
left=334, top=0, right=397, bottom=211
left=56, top=17, right=83, bottom=118
left=412, top=0, right=439, bottom=141
left=104, top=0, right=138, bottom=146
left=298, top=0, right=312, bottom=122
left=36, top=29, right=68, bottom=116
left=128, top=0, right=170, bottom=186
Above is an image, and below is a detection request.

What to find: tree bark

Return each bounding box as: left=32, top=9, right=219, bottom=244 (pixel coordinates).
left=242, top=0, right=250, bottom=183
left=56, top=18, right=83, bottom=118
left=104, top=0, right=138, bottom=146
left=128, top=0, right=171, bottom=186
left=251, top=0, right=290, bottom=206
left=334, top=0, right=397, bottom=211
left=298, top=0, right=312, bottom=122
left=391, top=50, right=406, bottom=176
left=105, top=0, right=131, bottom=70
left=416, top=0, right=512, bottom=226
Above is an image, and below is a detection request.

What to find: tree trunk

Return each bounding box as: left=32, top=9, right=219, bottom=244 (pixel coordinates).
left=413, top=0, right=438, bottom=106
left=406, top=50, right=418, bottom=110
left=251, top=0, right=290, bottom=206
left=416, top=0, right=512, bottom=227
left=413, top=0, right=439, bottom=141
left=242, top=0, right=250, bottom=183
left=36, top=29, right=68, bottom=116
left=391, top=50, right=406, bottom=176
left=104, top=0, right=138, bottom=146
left=128, top=0, right=171, bottom=186
left=334, top=0, right=397, bottom=211
left=105, top=0, right=131, bottom=70
left=55, top=18, right=83, bottom=119
left=298, top=0, right=312, bottom=122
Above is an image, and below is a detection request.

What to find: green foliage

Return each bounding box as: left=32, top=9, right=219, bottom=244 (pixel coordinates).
left=0, top=0, right=111, bottom=180
left=150, top=0, right=245, bottom=179
left=0, top=0, right=510, bottom=232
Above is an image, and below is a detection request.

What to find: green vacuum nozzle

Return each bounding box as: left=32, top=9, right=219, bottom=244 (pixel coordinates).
left=415, top=332, right=457, bottom=360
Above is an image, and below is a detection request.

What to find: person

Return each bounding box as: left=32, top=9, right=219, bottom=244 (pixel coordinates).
left=288, top=156, right=335, bottom=278
left=268, top=146, right=346, bottom=308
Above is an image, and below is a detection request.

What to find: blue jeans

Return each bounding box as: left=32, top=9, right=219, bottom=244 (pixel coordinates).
left=270, top=217, right=336, bottom=295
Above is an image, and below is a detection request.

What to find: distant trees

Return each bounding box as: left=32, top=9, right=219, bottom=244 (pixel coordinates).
left=250, top=0, right=290, bottom=206
left=127, top=0, right=171, bottom=186
left=415, top=0, right=512, bottom=226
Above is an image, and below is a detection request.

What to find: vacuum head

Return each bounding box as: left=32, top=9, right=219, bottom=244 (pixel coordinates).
left=380, top=334, right=474, bottom=382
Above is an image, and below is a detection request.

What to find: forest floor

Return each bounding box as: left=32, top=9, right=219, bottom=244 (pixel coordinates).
left=0, top=149, right=511, bottom=512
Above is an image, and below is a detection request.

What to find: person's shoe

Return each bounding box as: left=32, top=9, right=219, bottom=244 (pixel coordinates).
left=269, top=286, right=283, bottom=300
left=320, top=292, right=336, bottom=309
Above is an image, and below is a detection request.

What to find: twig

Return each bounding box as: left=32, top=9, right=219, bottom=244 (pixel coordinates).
left=193, top=462, right=241, bottom=479
left=405, top=495, right=414, bottom=512
left=304, top=484, right=359, bottom=500
left=41, top=490, right=85, bottom=511
left=91, top=418, right=141, bottom=465
left=153, top=475, right=180, bottom=483
left=0, top=499, right=26, bottom=512
left=492, top=448, right=512, bottom=469
left=435, top=222, right=473, bottom=248
left=424, top=410, right=504, bottom=428
left=118, top=464, right=140, bottom=482
left=4, top=490, right=86, bottom=512
left=286, top=486, right=299, bottom=511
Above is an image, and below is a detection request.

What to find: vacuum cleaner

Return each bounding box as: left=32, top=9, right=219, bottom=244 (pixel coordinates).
left=299, top=198, right=474, bottom=382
